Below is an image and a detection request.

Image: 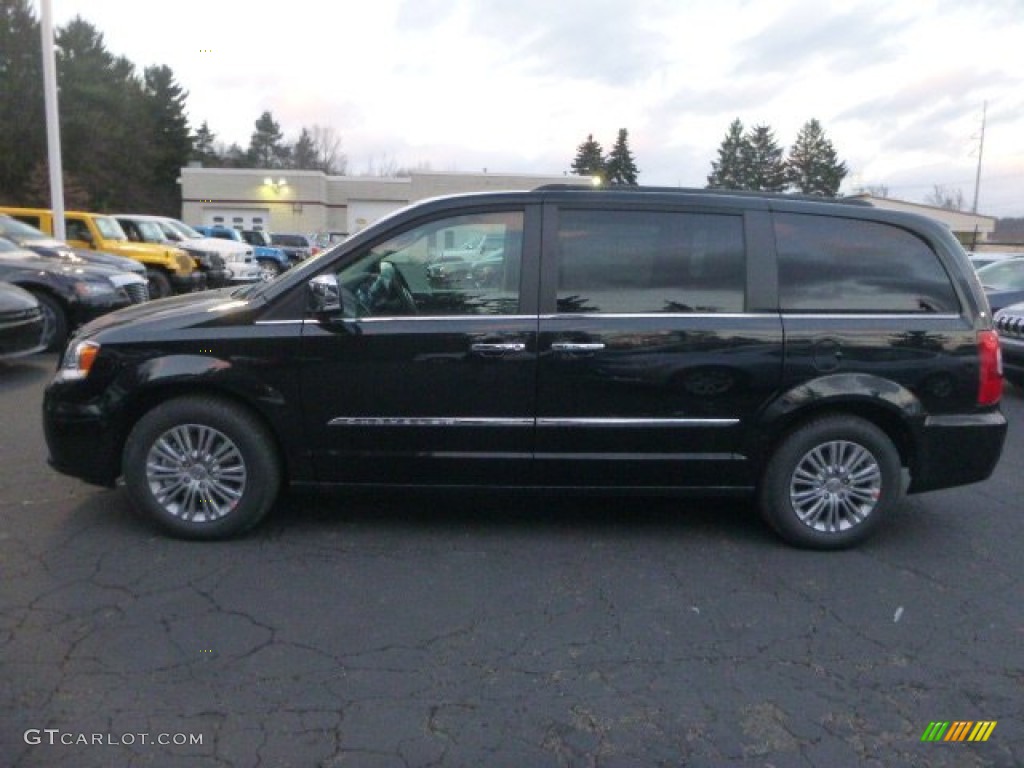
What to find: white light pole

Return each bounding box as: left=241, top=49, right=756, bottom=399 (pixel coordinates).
left=971, top=101, right=987, bottom=215
left=40, top=0, right=65, bottom=239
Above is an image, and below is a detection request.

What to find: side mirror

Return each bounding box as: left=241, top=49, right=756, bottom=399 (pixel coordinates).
left=307, top=274, right=342, bottom=315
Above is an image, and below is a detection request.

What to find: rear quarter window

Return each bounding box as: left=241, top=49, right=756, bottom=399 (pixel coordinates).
left=775, top=213, right=959, bottom=313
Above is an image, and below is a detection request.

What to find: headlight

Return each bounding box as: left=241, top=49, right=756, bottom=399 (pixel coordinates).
left=73, top=280, right=117, bottom=298
left=58, top=340, right=101, bottom=380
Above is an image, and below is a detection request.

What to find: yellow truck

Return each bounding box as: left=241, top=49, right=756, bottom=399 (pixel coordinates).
left=0, top=207, right=202, bottom=298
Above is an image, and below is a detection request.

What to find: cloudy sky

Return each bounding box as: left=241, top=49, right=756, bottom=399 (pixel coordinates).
left=48, top=0, right=1023, bottom=216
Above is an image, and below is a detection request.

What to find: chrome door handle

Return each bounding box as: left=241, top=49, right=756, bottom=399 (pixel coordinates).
left=550, top=342, right=606, bottom=353
left=470, top=342, right=526, bottom=355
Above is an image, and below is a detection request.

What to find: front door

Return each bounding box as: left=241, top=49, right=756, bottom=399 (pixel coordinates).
left=300, top=206, right=541, bottom=486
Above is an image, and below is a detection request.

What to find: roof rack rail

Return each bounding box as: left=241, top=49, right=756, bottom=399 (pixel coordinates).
left=531, top=183, right=872, bottom=206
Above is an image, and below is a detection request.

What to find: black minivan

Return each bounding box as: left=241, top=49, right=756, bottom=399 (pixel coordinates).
left=43, top=187, right=1008, bottom=548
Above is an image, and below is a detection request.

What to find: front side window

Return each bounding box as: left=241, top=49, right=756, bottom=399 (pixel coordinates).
left=334, top=210, right=524, bottom=317
left=555, top=209, right=746, bottom=314
left=775, top=213, right=959, bottom=313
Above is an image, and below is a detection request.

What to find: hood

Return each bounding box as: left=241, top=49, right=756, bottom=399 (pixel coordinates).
left=76, top=287, right=257, bottom=340
left=0, top=251, right=126, bottom=281
left=0, top=280, right=39, bottom=311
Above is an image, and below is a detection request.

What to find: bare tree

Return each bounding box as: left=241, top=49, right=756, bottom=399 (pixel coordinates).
left=925, top=184, right=964, bottom=211
left=309, top=125, right=346, bottom=175
left=854, top=184, right=889, bottom=198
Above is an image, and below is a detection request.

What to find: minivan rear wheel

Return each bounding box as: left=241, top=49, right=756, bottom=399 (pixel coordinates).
left=123, top=397, right=281, bottom=539
left=759, top=415, right=902, bottom=549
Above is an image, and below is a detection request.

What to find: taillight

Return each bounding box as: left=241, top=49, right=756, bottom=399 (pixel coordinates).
left=977, top=330, right=1003, bottom=406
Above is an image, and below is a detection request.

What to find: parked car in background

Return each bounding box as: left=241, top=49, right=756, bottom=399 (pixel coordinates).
left=0, top=214, right=148, bottom=279
left=43, top=186, right=1007, bottom=549
left=974, top=257, right=1024, bottom=313
left=0, top=238, right=137, bottom=350
left=0, top=207, right=200, bottom=299
left=0, top=281, right=45, bottom=359
left=269, top=232, right=318, bottom=263
left=994, top=301, right=1024, bottom=389
left=968, top=251, right=1020, bottom=270
left=189, top=226, right=264, bottom=283
left=239, top=230, right=291, bottom=279
left=119, top=215, right=260, bottom=286
left=115, top=215, right=229, bottom=288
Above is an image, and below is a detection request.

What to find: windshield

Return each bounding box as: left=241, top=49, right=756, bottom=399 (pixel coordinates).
left=164, top=219, right=202, bottom=239
left=977, top=259, right=1024, bottom=289
left=94, top=216, right=127, bottom=241
left=135, top=220, right=167, bottom=242
left=0, top=215, right=48, bottom=241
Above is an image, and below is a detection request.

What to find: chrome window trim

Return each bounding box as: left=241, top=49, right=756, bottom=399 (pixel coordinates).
left=328, top=417, right=739, bottom=428
left=779, top=313, right=962, bottom=320
left=542, top=313, right=777, bottom=320
left=256, top=315, right=538, bottom=326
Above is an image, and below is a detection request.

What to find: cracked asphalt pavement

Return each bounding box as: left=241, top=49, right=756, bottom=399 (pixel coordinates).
left=2, top=353, right=1022, bottom=767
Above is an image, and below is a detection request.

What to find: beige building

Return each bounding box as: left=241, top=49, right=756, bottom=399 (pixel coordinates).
left=180, top=170, right=1001, bottom=249
left=180, top=168, right=579, bottom=237
left=847, top=194, right=997, bottom=248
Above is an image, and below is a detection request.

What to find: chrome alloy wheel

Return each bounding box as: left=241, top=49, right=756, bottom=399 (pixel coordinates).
left=145, top=424, right=247, bottom=522
left=788, top=439, right=882, bottom=533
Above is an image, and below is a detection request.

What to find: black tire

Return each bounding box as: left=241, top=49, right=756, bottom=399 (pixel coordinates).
left=122, top=396, right=281, bottom=539
left=758, top=415, right=902, bottom=550
left=31, top=291, right=69, bottom=352
left=257, top=259, right=283, bottom=282
left=146, top=269, right=173, bottom=299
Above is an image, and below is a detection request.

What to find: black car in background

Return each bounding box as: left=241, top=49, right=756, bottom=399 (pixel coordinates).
left=0, top=239, right=134, bottom=351
left=43, top=187, right=1007, bottom=549
left=0, top=281, right=45, bottom=359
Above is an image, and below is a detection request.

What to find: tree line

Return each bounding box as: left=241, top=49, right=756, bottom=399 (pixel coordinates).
left=569, top=119, right=849, bottom=198
left=0, top=1, right=346, bottom=216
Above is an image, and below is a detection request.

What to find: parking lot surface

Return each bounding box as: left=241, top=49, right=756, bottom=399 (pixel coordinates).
left=2, top=353, right=1022, bottom=767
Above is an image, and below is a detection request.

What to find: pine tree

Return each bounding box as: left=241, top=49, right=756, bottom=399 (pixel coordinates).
left=192, top=121, right=219, bottom=166
left=290, top=128, right=318, bottom=170
left=143, top=65, right=192, bottom=215
left=706, top=119, right=748, bottom=190
left=742, top=124, right=788, bottom=193
left=0, top=0, right=45, bottom=204
left=605, top=128, right=639, bottom=185
left=55, top=17, right=152, bottom=210
left=787, top=119, right=847, bottom=197
left=570, top=134, right=605, bottom=178
left=247, top=111, right=286, bottom=168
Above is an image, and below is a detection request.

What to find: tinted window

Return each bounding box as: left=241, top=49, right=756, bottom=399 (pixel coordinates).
left=555, top=209, right=745, bottom=314
left=775, top=213, right=958, bottom=313
left=334, top=210, right=523, bottom=317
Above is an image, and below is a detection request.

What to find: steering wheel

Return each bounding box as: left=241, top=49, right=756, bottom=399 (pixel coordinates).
left=363, top=262, right=417, bottom=315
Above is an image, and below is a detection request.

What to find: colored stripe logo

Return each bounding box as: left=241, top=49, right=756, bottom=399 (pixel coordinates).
left=921, top=721, right=997, bottom=742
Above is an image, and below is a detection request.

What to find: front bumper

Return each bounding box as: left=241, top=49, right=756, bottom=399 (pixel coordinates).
left=44, top=386, right=122, bottom=486
left=908, top=410, right=1008, bottom=493
left=68, top=294, right=133, bottom=329
left=227, top=259, right=261, bottom=283
left=0, top=308, right=46, bottom=359
left=170, top=271, right=207, bottom=293
left=202, top=268, right=232, bottom=288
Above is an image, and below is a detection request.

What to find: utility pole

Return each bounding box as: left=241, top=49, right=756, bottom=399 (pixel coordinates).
left=40, top=0, right=65, bottom=239
left=971, top=101, right=987, bottom=215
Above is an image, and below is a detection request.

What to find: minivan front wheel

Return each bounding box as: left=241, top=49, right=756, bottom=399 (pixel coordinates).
left=123, top=397, right=280, bottom=539
left=759, top=415, right=902, bottom=549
